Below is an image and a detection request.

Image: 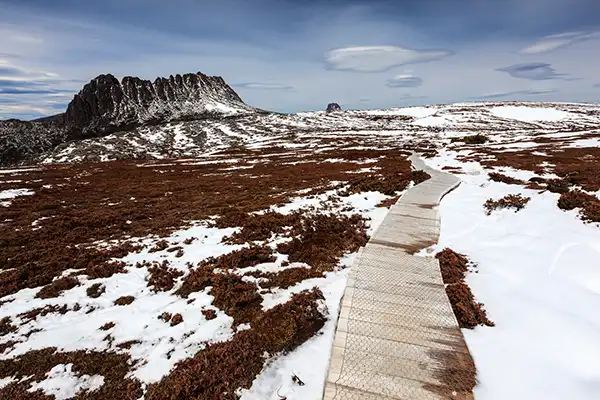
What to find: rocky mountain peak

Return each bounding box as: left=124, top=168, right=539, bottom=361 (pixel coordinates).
left=63, top=71, right=253, bottom=136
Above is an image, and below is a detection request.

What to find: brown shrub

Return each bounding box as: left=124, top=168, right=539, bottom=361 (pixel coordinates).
left=276, top=214, right=368, bottom=272
left=483, top=194, right=530, bottom=215
left=0, top=146, right=411, bottom=298
left=411, top=169, right=432, bottom=185
left=158, top=312, right=172, bottom=323
left=114, top=296, right=135, bottom=306
left=435, top=248, right=468, bottom=284
left=36, top=276, right=79, bottom=299
left=557, top=189, right=597, bottom=210
left=446, top=283, right=495, bottom=329
left=546, top=178, right=570, bottom=194
left=452, top=134, right=488, bottom=144
left=376, top=196, right=400, bottom=208
left=85, top=260, right=128, bottom=280
left=86, top=283, right=105, bottom=298
left=18, top=304, right=69, bottom=324
left=170, top=314, right=183, bottom=326
left=116, top=340, right=141, bottom=349
left=145, top=289, right=326, bottom=400
left=220, top=212, right=302, bottom=243
left=253, top=267, right=323, bottom=290
left=199, top=246, right=276, bottom=269
left=0, top=317, right=17, bottom=336
left=147, top=262, right=184, bottom=292
left=436, top=249, right=494, bottom=329
left=558, top=190, right=600, bottom=223
left=488, top=172, right=524, bottom=185
left=177, top=267, right=262, bottom=325
left=202, top=309, right=217, bottom=320
left=0, top=341, right=16, bottom=355
left=148, top=240, right=170, bottom=253
left=100, top=322, right=115, bottom=331
left=210, top=275, right=263, bottom=325
left=0, top=348, right=142, bottom=400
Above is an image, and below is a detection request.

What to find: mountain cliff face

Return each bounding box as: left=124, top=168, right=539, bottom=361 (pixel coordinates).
left=63, top=72, right=254, bottom=136
left=0, top=71, right=260, bottom=165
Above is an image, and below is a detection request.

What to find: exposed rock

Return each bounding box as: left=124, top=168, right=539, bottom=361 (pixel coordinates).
left=0, top=71, right=259, bottom=166
left=326, top=103, right=342, bottom=113
left=63, top=72, right=254, bottom=137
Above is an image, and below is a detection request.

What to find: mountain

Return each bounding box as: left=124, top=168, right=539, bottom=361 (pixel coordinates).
left=41, top=101, right=600, bottom=164
left=63, top=72, right=257, bottom=136
left=0, top=71, right=261, bottom=166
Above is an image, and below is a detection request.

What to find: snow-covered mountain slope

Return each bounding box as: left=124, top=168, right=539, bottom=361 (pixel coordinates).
left=0, top=71, right=261, bottom=166
left=64, top=73, right=258, bottom=136
left=40, top=101, right=600, bottom=164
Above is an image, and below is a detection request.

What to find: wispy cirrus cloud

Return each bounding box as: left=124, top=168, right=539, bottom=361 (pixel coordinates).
left=324, top=46, right=452, bottom=73
left=471, top=89, right=558, bottom=100
left=496, top=63, right=567, bottom=80
left=520, top=31, right=600, bottom=54
left=593, top=83, right=600, bottom=88
left=233, top=82, right=294, bottom=91
left=385, top=74, right=423, bottom=88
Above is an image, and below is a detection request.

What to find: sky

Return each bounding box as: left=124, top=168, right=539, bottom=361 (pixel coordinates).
left=0, top=0, right=599, bottom=119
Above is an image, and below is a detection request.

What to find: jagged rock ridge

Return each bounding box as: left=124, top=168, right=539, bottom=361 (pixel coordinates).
left=64, top=72, right=255, bottom=136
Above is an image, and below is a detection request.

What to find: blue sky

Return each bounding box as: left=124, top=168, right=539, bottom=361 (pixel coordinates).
left=1, top=0, right=599, bottom=119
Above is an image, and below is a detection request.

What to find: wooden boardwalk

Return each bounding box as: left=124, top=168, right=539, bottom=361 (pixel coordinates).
left=323, top=155, right=475, bottom=400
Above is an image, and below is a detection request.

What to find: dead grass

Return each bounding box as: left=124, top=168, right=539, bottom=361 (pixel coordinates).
left=145, top=289, right=325, bottom=400
left=483, top=194, right=530, bottom=215
left=436, top=249, right=494, bottom=329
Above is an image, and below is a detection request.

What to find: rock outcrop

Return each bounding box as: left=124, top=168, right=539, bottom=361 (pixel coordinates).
left=0, top=71, right=260, bottom=165
left=63, top=72, right=254, bottom=137
left=326, top=103, right=342, bottom=113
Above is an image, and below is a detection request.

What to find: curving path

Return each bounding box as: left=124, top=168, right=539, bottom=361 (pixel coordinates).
left=323, top=154, right=475, bottom=400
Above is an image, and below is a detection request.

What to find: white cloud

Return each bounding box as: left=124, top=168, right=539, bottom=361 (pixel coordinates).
left=472, top=89, right=558, bottom=99
left=385, top=74, right=423, bottom=88
left=324, top=45, right=452, bottom=72
left=233, top=82, right=294, bottom=90
left=520, top=31, right=600, bottom=54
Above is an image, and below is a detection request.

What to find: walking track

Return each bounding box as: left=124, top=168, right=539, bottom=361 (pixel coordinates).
left=323, top=155, right=476, bottom=400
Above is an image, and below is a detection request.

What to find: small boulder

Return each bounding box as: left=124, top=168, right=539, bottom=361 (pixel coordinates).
left=326, top=103, right=342, bottom=113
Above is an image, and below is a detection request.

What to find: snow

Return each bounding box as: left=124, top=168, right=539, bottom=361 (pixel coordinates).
left=0, top=188, right=34, bottom=207
left=239, top=266, right=350, bottom=400
left=365, top=106, right=436, bottom=118
left=0, top=168, right=40, bottom=174
left=424, top=150, right=600, bottom=400
left=412, top=115, right=449, bottom=127
left=0, top=222, right=240, bottom=385
left=27, top=364, right=104, bottom=400
left=490, top=106, right=572, bottom=122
